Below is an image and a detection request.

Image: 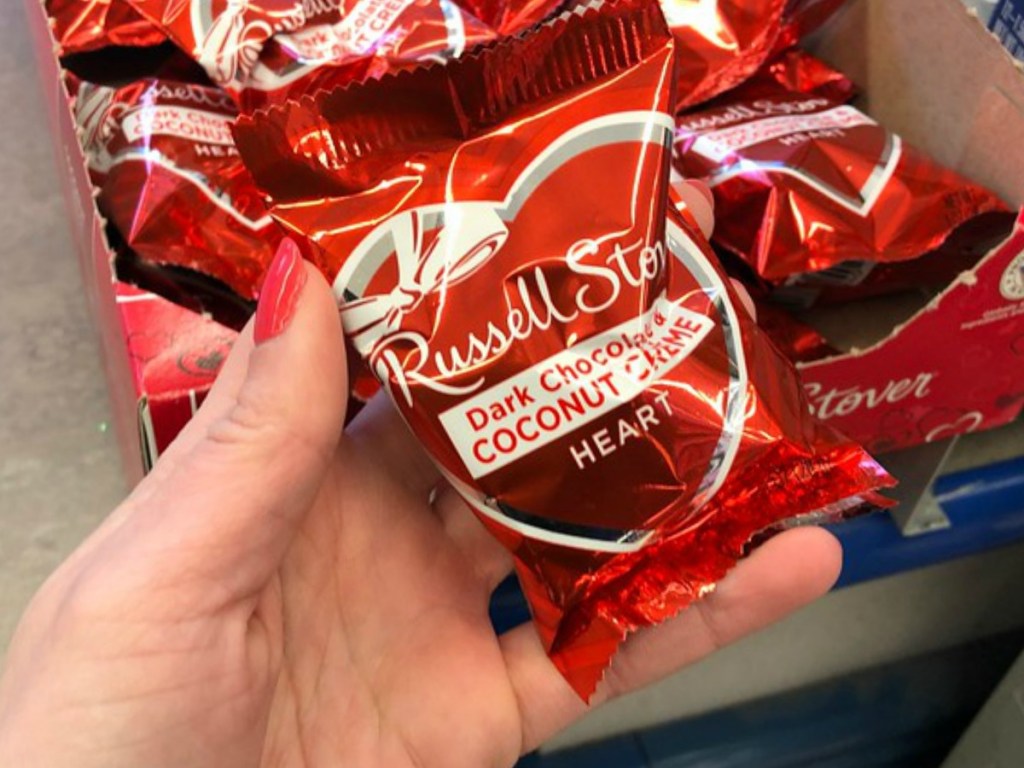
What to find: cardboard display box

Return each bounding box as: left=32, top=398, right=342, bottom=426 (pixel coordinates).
left=794, top=0, right=1024, bottom=455
left=23, top=0, right=1024, bottom=477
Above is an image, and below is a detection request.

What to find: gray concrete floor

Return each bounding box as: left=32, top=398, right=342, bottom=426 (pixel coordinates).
left=2, top=0, right=1023, bottom=751
left=0, top=0, right=127, bottom=649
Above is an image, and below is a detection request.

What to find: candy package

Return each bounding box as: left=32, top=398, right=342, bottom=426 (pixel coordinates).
left=122, top=0, right=324, bottom=95
left=452, top=0, right=565, bottom=32
left=758, top=46, right=856, bottom=102
left=664, top=0, right=849, bottom=111
left=673, top=51, right=1013, bottom=305
left=48, top=0, right=167, bottom=55
left=240, top=0, right=499, bottom=110
left=73, top=76, right=282, bottom=300
left=235, top=0, right=892, bottom=698
left=666, top=0, right=788, bottom=110
left=776, top=0, right=850, bottom=50
left=124, top=0, right=563, bottom=104
left=111, top=237, right=257, bottom=330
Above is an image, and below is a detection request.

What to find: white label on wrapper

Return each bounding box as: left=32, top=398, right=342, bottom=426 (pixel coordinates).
left=122, top=105, right=235, bottom=146
left=690, top=105, right=875, bottom=163
left=275, top=0, right=417, bottom=62
left=438, top=296, right=713, bottom=478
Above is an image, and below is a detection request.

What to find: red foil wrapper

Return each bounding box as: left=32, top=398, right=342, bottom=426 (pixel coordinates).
left=235, top=0, right=892, bottom=699
left=776, top=0, right=849, bottom=49
left=74, top=77, right=281, bottom=299
left=48, top=0, right=167, bottom=55
left=752, top=301, right=836, bottom=363
left=664, top=0, right=849, bottom=111
left=759, top=47, right=856, bottom=102
left=452, top=0, right=565, bottom=33
left=674, top=54, right=1012, bottom=304
left=123, top=0, right=342, bottom=95
left=665, top=0, right=787, bottom=110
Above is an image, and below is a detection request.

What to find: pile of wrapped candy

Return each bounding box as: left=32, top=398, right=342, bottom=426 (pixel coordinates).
left=50, top=0, right=1014, bottom=698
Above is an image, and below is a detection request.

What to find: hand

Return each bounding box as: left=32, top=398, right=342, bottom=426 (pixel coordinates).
left=0, top=240, right=841, bottom=768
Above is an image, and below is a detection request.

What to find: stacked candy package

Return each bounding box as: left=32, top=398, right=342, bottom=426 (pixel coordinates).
left=73, top=76, right=281, bottom=301
left=118, top=0, right=563, bottom=104
left=663, top=0, right=848, bottom=109
left=64, top=0, right=573, bottom=306
left=673, top=49, right=1013, bottom=306
left=63, top=0, right=866, bottom=310
left=233, top=0, right=893, bottom=698
left=48, top=0, right=167, bottom=55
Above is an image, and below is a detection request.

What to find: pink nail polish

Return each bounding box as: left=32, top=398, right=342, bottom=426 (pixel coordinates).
left=255, top=238, right=307, bottom=345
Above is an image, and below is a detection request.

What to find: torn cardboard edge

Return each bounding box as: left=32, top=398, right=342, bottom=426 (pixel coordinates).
left=798, top=211, right=1024, bottom=362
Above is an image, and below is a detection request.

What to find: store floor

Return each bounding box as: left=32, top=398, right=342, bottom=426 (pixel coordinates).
left=2, top=0, right=1023, bottom=754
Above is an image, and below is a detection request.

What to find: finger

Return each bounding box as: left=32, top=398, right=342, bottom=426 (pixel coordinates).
left=345, top=393, right=442, bottom=497
left=730, top=278, right=757, bottom=320
left=433, top=482, right=514, bottom=592
left=504, top=527, right=843, bottom=752
left=110, top=240, right=349, bottom=605
left=671, top=178, right=716, bottom=239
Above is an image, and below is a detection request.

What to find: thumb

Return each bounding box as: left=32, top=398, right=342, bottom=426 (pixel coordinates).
left=114, top=239, right=349, bottom=604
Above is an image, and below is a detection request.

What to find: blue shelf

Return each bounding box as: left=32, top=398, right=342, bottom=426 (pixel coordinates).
left=516, top=629, right=1023, bottom=767
left=517, top=735, right=648, bottom=768
left=831, top=456, right=1024, bottom=587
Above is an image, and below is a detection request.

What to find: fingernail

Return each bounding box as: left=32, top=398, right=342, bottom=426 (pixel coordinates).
left=255, top=238, right=307, bottom=345
left=685, top=179, right=715, bottom=209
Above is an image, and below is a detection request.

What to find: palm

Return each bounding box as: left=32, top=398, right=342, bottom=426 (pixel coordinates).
left=261, top=411, right=523, bottom=768
left=252, top=398, right=842, bottom=768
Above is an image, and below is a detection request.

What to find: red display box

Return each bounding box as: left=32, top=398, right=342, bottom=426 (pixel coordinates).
left=24, top=0, right=1024, bottom=479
